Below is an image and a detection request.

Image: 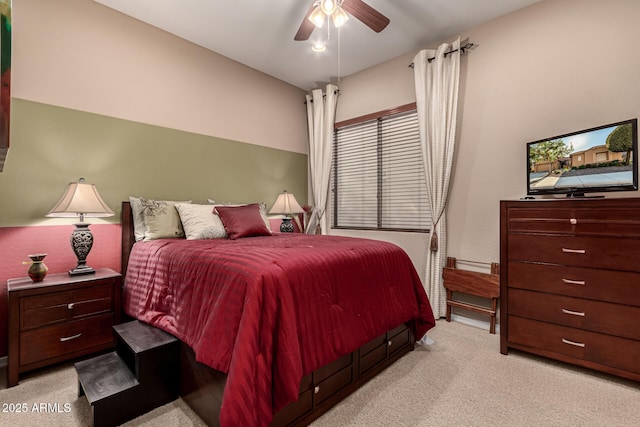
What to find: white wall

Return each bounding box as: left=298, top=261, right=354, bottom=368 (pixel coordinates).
left=333, top=0, right=640, bottom=301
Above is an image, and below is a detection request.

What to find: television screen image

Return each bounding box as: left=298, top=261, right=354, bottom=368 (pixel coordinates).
left=527, top=119, right=638, bottom=197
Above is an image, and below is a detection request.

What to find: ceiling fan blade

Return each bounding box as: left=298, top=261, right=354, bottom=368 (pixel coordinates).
left=341, top=0, right=390, bottom=33
left=294, top=2, right=316, bottom=41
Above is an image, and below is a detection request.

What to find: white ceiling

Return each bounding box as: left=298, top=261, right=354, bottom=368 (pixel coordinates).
left=94, top=0, right=542, bottom=90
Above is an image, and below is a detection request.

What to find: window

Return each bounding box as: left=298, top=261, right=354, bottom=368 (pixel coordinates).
left=332, top=104, right=431, bottom=232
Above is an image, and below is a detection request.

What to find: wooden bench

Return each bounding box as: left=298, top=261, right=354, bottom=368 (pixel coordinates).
left=443, top=257, right=500, bottom=334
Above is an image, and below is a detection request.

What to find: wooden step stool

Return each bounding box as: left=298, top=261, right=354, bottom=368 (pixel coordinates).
left=443, top=257, right=500, bottom=334
left=75, top=320, right=179, bottom=427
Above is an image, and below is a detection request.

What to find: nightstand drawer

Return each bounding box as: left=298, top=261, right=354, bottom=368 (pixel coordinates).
left=21, top=283, right=113, bottom=330
left=20, top=313, right=114, bottom=366
left=7, top=268, right=122, bottom=387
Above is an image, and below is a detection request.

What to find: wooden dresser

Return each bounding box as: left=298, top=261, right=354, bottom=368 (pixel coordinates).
left=7, top=268, right=122, bottom=387
left=500, top=198, right=640, bottom=381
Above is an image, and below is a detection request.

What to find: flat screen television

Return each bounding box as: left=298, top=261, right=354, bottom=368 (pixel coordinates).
left=527, top=119, right=638, bottom=197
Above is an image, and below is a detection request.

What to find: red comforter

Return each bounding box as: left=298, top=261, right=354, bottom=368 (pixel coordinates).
left=123, top=233, right=435, bottom=426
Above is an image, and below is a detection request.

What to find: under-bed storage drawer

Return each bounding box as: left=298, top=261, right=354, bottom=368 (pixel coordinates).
left=359, top=324, right=411, bottom=376
left=313, top=363, right=354, bottom=407
left=272, top=353, right=355, bottom=426
left=272, top=323, right=414, bottom=426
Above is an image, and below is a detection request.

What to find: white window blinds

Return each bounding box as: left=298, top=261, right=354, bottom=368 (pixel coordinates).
left=333, top=109, right=431, bottom=231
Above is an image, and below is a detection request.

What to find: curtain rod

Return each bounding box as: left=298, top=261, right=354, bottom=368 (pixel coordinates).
left=408, top=42, right=478, bottom=68
left=304, top=89, right=340, bottom=104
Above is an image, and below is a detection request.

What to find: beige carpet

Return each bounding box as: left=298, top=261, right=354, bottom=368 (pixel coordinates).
left=1, top=320, right=638, bottom=426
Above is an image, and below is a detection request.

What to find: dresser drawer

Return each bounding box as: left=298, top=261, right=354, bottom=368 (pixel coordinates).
left=507, top=234, right=640, bottom=272
left=507, top=206, right=640, bottom=236
left=508, top=289, right=640, bottom=340
left=21, top=283, right=114, bottom=330
left=508, top=316, right=640, bottom=376
left=507, top=262, right=640, bottom=306
left=20, top=313, right=114, bottom=366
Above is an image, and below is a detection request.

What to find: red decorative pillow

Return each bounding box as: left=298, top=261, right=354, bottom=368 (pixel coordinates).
left=215, top=204, right=272, bottom=239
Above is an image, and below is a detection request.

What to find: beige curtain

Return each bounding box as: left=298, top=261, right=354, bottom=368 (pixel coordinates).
left=305, top=84, right=339, bottom=234
left=413, top=38, right=461, bottom=318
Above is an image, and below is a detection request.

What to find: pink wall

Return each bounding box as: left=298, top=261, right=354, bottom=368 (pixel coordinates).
left=0, top=224, right=121, bottom=356
left=0, top=220, right=306, bottom=357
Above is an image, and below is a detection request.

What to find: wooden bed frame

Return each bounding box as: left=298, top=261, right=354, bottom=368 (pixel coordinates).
left=120, top=201, right=415, bottom=426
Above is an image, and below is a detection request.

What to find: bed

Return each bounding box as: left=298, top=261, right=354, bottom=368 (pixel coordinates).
left=120, top=201, right=435, bottom=426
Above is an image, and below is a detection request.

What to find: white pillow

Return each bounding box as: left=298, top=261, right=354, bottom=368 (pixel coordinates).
left=175, top=203, right=227, bottom=240
left=207, top=199, right=272, bottom=232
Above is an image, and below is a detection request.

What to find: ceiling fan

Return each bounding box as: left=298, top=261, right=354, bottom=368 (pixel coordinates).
left=294, top=0, right=390, bottom=41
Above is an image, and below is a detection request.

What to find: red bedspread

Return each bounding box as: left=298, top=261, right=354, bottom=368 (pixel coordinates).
left=123, top=233, right=435, bottom=426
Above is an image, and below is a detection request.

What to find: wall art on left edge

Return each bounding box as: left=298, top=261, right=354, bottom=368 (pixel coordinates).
left=0, top=0, right=11, bottom=172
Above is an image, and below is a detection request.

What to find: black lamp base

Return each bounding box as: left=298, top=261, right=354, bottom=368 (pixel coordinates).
left=69, top=223, right=96, bottom=276
left=280, top=218, right=295, bottom=233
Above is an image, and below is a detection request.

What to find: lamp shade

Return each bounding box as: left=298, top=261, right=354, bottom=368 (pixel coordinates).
left=269, top=191, right=304, bottom=215
left=46, top=178, right=114, bottom=220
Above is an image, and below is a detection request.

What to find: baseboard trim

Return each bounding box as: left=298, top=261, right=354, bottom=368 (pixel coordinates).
left=450, top=313, right=501, bottom=335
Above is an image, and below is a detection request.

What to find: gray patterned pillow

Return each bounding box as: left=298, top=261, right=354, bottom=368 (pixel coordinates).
left=140, top=198, right=189, bottom=241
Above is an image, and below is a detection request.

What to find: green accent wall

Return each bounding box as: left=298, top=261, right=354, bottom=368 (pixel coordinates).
left=0, top=99, right=308, bottom=226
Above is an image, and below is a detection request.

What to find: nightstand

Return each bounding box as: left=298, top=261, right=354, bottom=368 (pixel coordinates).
left=7, top=268, right=122, bottom=387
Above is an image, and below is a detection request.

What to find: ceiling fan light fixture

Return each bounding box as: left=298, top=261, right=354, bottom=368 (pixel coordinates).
left=320, top=0, right=338, bottom=15
left=331, top=6, right=349, bottom=28
left=308, top=5, right=326, bottom=28
left=311, top=42, right=326, bottom=53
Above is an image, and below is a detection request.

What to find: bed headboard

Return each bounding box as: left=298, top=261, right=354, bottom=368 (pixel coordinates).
left=121, top=201, right=135, bottom=278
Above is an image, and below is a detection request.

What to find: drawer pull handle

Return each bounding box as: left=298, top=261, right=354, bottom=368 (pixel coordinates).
left=67, top=303, right=75, bottom=310
left=562, top=308, right=585, bottom=317
left=562, top=278, right=586, bottom=286
left=562, top=248, right=586, bottom=254
left=314, top=386, right=320, bottom=394
left=387, top=340, right=392, bottom=347
left=562, top=338, right=585, bottom=348
left=60, top=333, right=82, bottom=342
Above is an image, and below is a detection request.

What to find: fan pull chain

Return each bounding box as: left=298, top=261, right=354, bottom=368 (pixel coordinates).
left=337, top=26, right=341, bottom=86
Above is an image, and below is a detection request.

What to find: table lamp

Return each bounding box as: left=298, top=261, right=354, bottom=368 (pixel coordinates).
left=46, top=178, right=114, bottom=275
left=269, top=190, right=304, bottom=232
